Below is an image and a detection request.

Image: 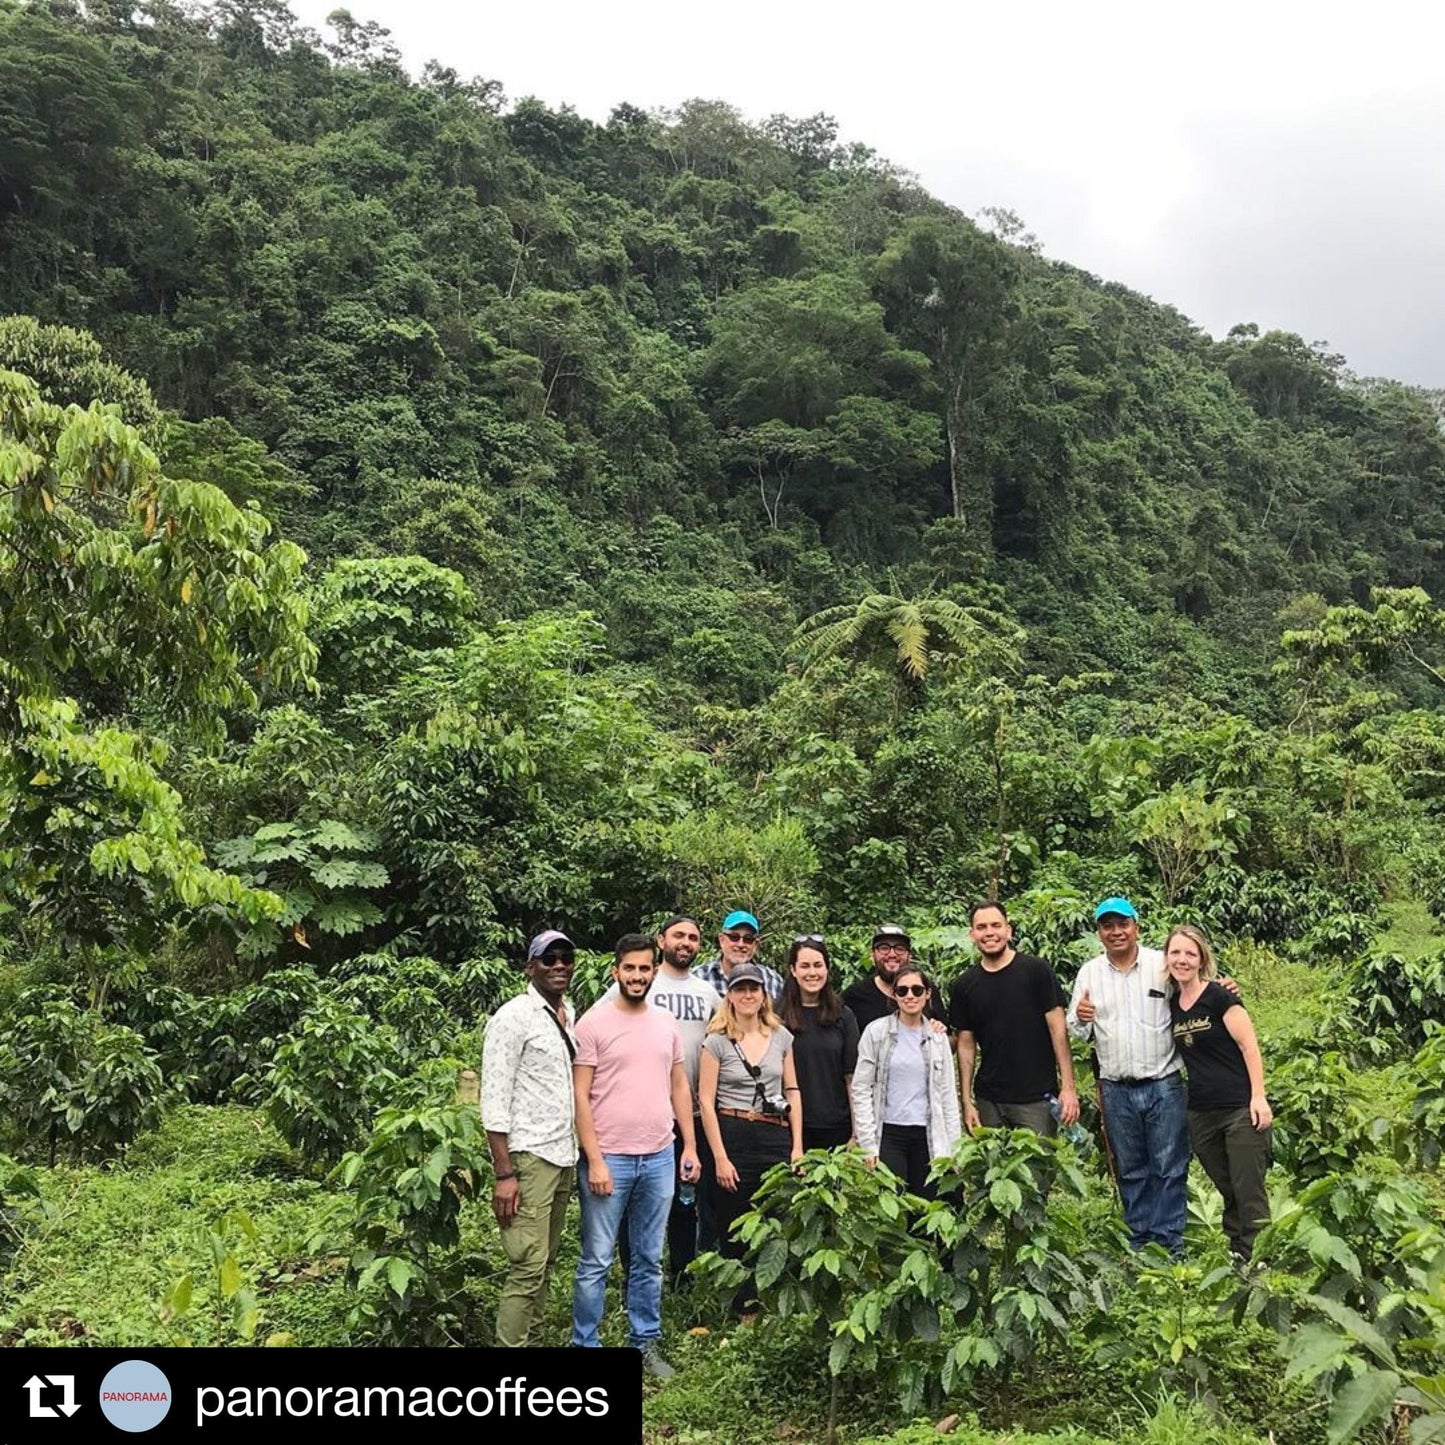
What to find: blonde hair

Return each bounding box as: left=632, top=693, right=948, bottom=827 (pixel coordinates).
left=1164, top=924, right=1216, bottom=992
left=706, top=984, right=779, bottom=1039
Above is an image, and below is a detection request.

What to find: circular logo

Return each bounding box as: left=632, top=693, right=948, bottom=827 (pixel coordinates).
left=98, top=1360, right=172, bottom=1433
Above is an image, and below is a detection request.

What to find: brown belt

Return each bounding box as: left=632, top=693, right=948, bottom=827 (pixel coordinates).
left=718, top=1105, right=787, bottom=1128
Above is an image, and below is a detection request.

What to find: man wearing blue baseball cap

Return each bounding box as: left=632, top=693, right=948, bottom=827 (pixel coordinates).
left=693, top=909, right=783, bottom=1002
left=1067, top=897, right=1189, bottom=1255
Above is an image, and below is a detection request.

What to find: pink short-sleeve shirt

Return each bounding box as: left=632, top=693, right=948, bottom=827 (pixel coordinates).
left=574, top=1002, right=684, bottom=1155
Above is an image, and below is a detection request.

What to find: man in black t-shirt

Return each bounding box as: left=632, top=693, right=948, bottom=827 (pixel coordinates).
left=949, top=901, right=1079, bottom=1137
left=843, top=924, right=947, bottom=1030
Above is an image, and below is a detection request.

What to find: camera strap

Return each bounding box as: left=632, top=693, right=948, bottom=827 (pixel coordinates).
left=731, top=1039, right=767, bottom=1110
left=543, top=1004, right=576, bottom=1061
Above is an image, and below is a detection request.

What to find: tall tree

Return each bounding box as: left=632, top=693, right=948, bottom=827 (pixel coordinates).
left=0, top=344, right=315, bottom=990
left=875, top=217, right=1019, bottom=554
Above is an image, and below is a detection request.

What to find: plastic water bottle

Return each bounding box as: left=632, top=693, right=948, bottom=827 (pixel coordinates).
left=1045, top=1094, right=1090, bottom=1148
left=678, top=1180, right=696, bottom=1207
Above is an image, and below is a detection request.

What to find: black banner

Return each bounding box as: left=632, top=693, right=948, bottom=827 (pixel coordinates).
left=0, top=1349, right=641, bottom=1443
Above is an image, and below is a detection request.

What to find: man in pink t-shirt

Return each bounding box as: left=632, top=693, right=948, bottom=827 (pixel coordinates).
left=572, top=933, right=700, bottom=1374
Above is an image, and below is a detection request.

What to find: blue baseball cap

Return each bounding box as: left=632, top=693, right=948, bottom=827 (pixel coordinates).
left=721, top=910, right=760, bottom=933
left=1093, top=897, right=1138, bottom=923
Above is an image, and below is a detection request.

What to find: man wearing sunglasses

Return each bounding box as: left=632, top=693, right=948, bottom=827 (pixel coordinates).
left=481, top=928, right=579, bottom=1347
left=843, top=924, right=948, bottom=1031
left=694, top=909, right=783, bottom=1002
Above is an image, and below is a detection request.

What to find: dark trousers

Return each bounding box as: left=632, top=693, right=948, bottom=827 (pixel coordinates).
left=619, top=1125, right=711, bottom=1285
left=716, top=1114, right=790, bottom=1313
left=977, top=1097, right=1057, bottom=1136
left=879, top=1123, right=933, bottom=1198
left=803, top=1121, right=852, bottom=1151
left=1189, top=1106, right=1272, bottom=1260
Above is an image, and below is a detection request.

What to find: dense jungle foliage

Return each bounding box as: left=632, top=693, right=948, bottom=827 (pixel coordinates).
left=4, top=3, right=1445, bottom=1442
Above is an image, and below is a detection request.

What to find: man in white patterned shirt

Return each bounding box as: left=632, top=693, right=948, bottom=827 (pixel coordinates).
left=1067, top=898, right=1188, bottom=1254
left=482, top=928, right=578, bottom=1346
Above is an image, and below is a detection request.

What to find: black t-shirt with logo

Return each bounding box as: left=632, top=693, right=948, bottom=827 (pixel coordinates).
left=948, top=953, right=1066, bottom=1105
left=1170, top=981, right=1249, bottom=1110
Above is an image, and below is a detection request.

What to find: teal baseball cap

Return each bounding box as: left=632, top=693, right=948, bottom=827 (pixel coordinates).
left=1093, top=897, right=1138, bottom=923
left=721, top=910, right=760, bottom=933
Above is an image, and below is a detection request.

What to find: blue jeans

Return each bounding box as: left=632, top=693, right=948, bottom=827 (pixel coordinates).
left=1101, top=1073, right=1190, bottom=1254
left=572, top=1146, right=674, bottom=1348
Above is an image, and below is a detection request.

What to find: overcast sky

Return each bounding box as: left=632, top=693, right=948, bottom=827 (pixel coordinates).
left=291, top=0, right=1445, bottom=387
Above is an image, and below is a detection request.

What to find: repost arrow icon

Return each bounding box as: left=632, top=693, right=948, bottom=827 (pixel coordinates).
left=24, top=1374, right=57, bottom=1418
left=49, top=1374, right=80, bottom=1417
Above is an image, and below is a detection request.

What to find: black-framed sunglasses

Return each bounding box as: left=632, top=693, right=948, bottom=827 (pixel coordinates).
left=538, top=951, right=575, bottom=967
left=722, top=930, right=758, bottom=943
left=792, top=933, right=826, bottom=945
left=894, top=983, right=929, bottom=998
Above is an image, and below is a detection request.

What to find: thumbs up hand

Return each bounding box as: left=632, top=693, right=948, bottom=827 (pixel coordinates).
left=1075, top=987, right=1096, bottom=1025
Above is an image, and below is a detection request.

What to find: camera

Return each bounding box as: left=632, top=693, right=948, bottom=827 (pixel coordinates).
left=759, top=1093, right=791, bottom=1119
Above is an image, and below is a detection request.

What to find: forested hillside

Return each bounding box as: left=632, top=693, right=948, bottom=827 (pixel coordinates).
left=5, top=3, right=1445, bottom=1440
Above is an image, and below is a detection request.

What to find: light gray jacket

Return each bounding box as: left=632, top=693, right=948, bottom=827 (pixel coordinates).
left=851, top=1014, right=962, bottom=1161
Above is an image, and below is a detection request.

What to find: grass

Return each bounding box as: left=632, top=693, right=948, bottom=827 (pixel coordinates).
left=0, top=1105, right=351, bottom=1346
left=1371, top=896, right=1445, bottom=961
left=1216, top=940, right=1335, bottom=1048
left=856, top=1395, right=1270, bottom=1445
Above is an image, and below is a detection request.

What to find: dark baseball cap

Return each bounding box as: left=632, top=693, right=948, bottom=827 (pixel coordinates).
left=527, top=929, right=575, bottom=960
left=724, top=963, right=768, bottom=991
left=872, top=923, right=911, bottom=946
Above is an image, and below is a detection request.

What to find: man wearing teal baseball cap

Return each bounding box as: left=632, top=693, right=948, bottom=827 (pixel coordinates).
left=1067, top=896, right=1188, bottom=1255
left=693, top=909, right=783, bottom=1002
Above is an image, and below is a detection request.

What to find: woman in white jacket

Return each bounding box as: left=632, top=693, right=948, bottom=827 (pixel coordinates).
left=851, top=966, right=962, bottom=1197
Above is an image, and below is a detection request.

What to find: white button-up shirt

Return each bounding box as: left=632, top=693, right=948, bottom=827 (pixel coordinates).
left=1066, top=947, right=1179, bottom=1081
left=480, top=984, right=577, bottom=1168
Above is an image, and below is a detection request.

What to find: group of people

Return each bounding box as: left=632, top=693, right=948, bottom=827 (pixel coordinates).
left=479, top=898, right=1273, bottom=1372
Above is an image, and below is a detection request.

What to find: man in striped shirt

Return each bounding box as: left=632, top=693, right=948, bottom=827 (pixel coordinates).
left=1067, top=897, right=1189, bottom=1254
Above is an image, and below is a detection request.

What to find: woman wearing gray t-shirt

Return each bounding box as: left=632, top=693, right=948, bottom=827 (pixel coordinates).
left=698, top=963, right=804, bottom=1317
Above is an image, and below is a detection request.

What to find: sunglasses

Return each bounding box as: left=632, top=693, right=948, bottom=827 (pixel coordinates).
left=537, top=952, right=574, bottom=966
left=722, top=930, right=758, bottom=943
left=894, top=984, right=928, bottom=998
left=792, top=934, right=826, bottom=945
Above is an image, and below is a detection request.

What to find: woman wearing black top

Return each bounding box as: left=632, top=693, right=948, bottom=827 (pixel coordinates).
left=1166, top=924, right=1273, bottom=1261
left=779, top=937, right=859, bottom=1150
